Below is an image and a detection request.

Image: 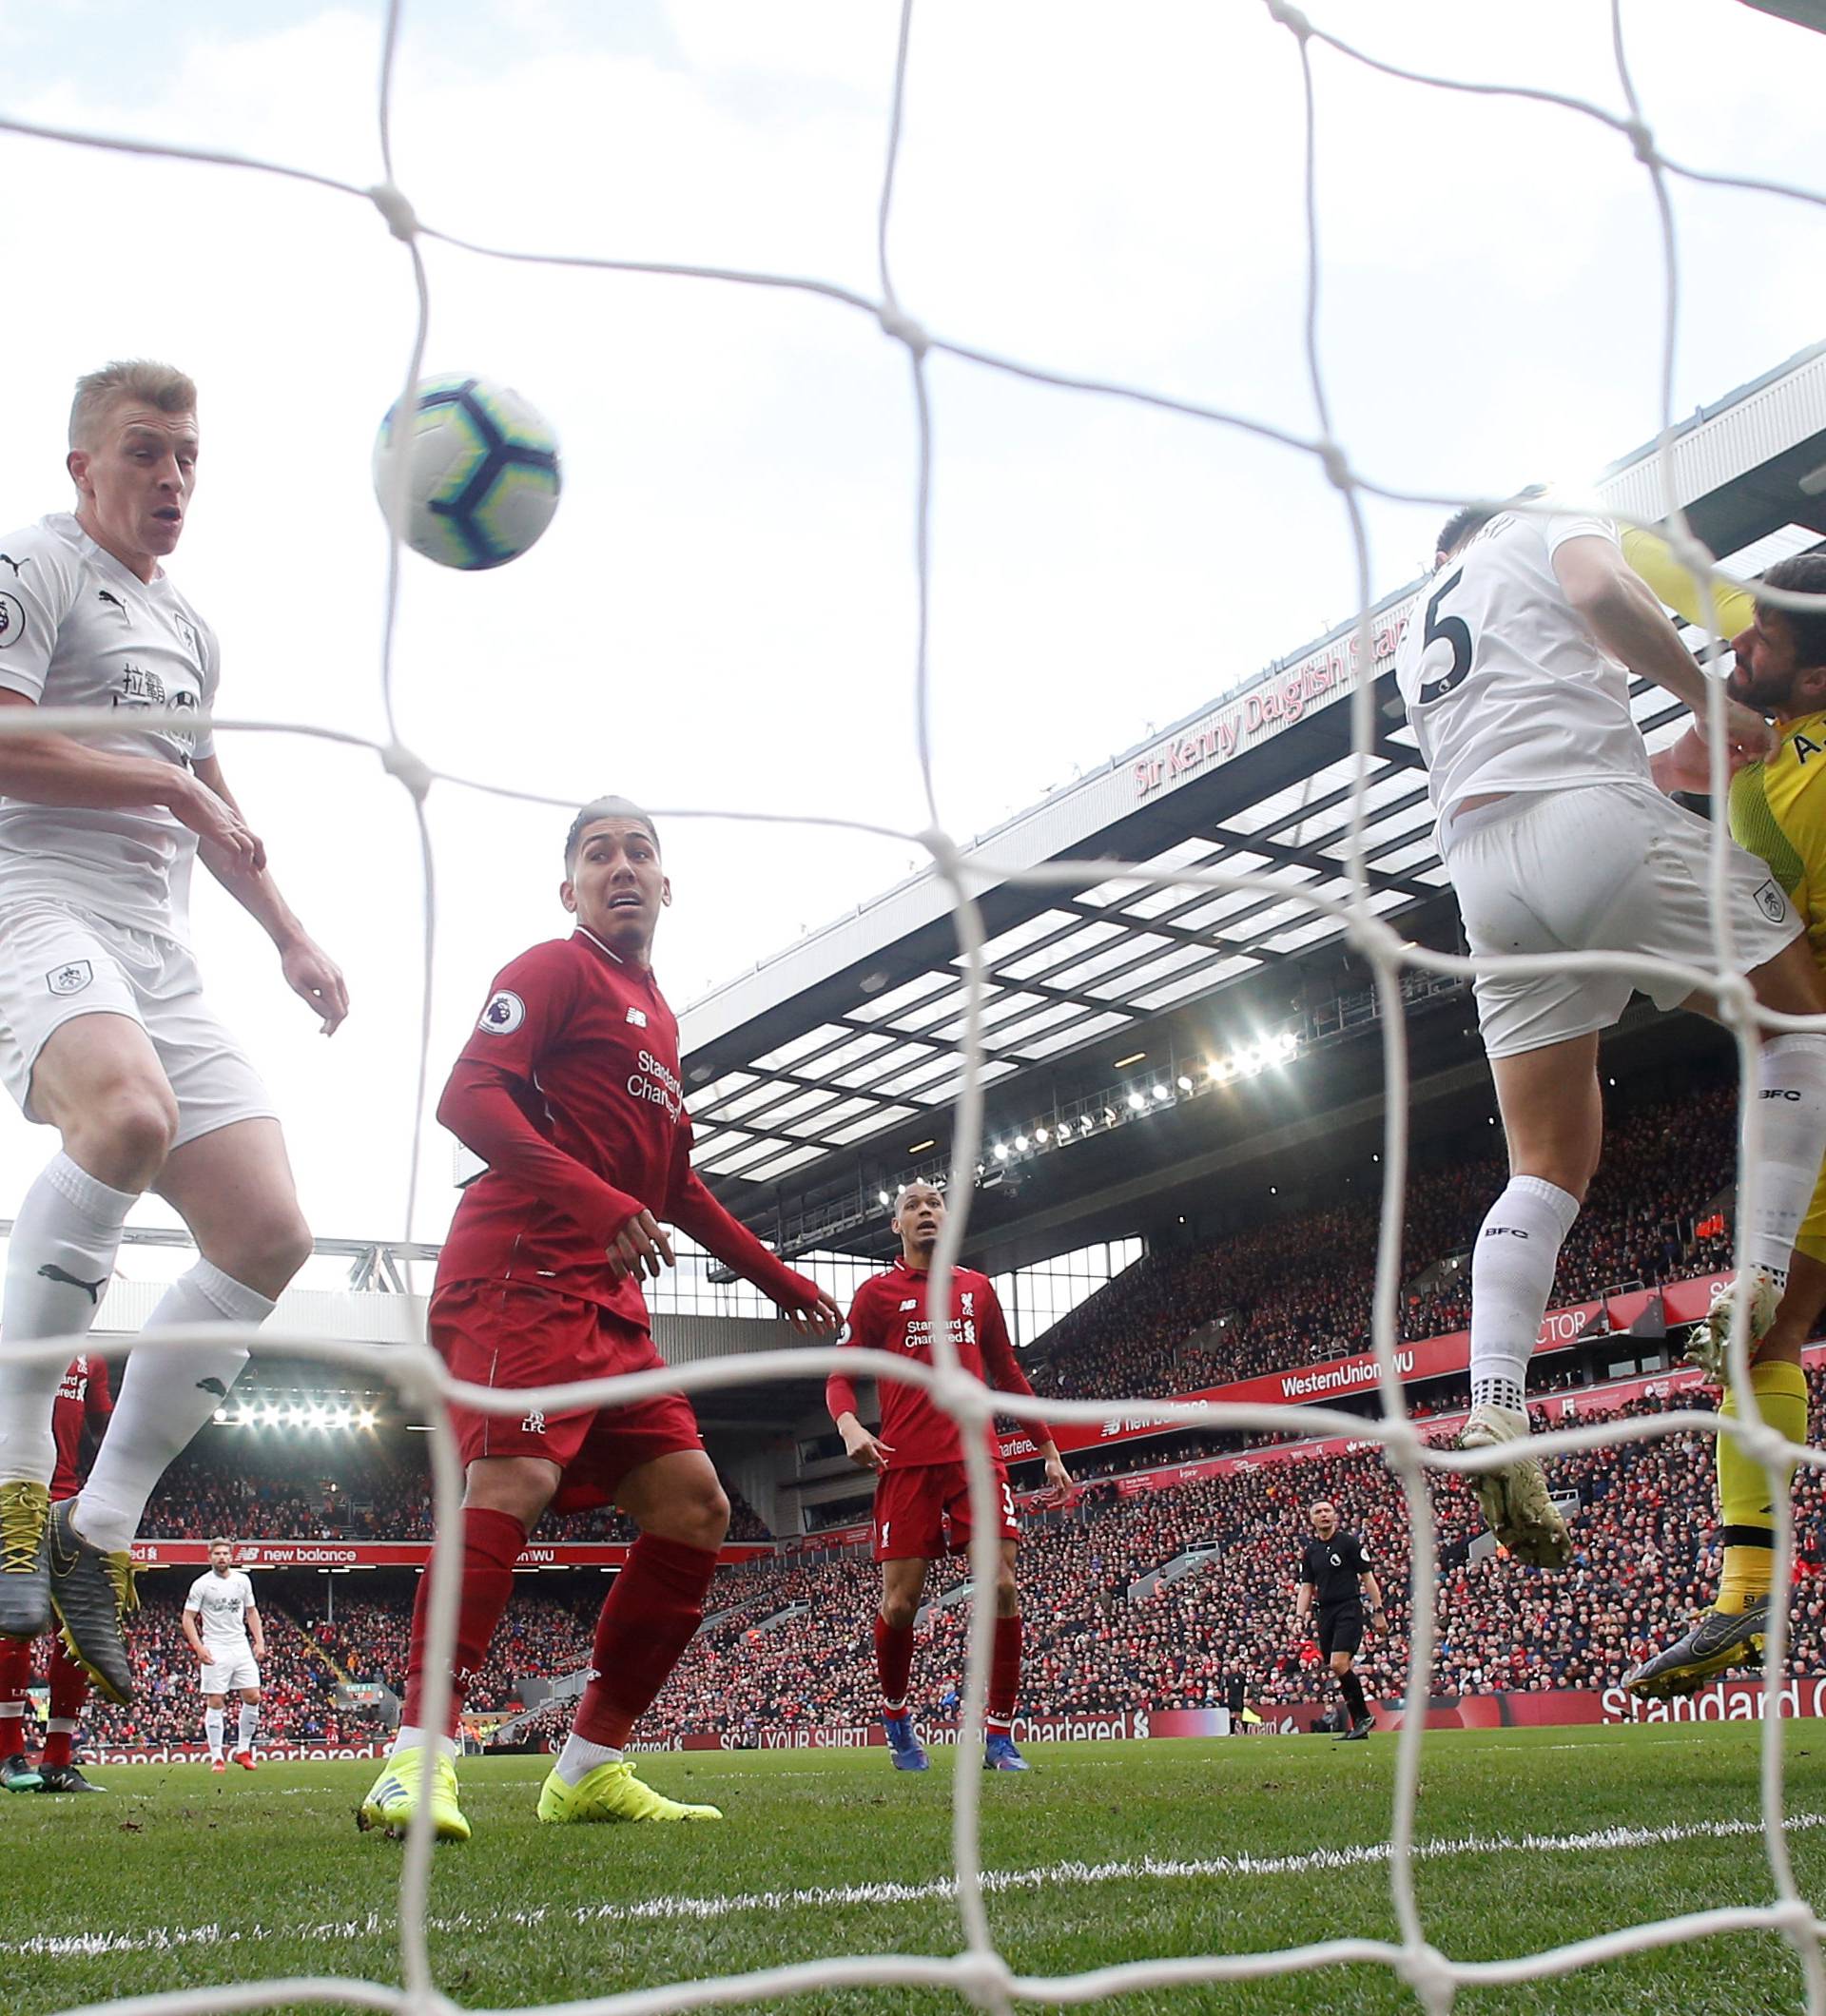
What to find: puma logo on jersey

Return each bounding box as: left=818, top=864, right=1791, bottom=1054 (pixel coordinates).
left=195, top=1377, right=230, bottom=1399
left=96, top=589, right=129, bottom=621
left=0, top=553, right=27, bottom=576
left=37, top=1263, right=107, bottom=1305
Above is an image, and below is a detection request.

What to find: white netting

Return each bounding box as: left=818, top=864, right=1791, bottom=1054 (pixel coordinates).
left=8, top=2, right=1826, bottom=2011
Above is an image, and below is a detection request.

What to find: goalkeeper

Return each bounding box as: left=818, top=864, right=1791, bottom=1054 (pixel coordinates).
left=1628, top=550, right=1826, bottom=1698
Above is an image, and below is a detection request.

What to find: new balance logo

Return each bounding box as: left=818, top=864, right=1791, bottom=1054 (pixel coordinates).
left=625, top=1006, right=648, bottom=1028
left=900, top=1299, right=917, bottom=1311
left=37, top=1263, right=107, bottom=1305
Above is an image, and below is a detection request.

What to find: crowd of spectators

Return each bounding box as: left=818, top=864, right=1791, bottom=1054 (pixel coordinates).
left=61, top=1364, right=1826, bottom=1758
left=1034, top=1084, right=1738, bottom=1401
left=141, top=1453, right=771, bottom=1545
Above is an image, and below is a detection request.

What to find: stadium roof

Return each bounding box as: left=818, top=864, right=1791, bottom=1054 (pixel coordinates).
left=682, top=342, right=1826, bottom=1265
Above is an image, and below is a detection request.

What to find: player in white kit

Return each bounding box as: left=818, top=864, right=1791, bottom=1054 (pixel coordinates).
left=0, top=362, right=347, bottom=1704
left=1396, top=500, right=1826, bottom=1565
left=183, top=1539, right=265, bottom=1771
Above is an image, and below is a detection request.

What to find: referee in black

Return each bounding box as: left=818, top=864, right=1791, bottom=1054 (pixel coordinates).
left=1294, top=1499, right=1386, bottom=1741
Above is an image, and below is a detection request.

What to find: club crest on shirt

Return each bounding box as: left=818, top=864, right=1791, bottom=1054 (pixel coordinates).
left=46, top=960, right=92, bottom=997
left=1753, top=879, right=1788, bottom=924
left=0, top=592, right=24, bottom=649
left=478, top=990, right=525, bottom=1035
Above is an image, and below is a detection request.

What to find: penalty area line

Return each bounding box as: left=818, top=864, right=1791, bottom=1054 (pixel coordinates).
left=9, top=1811, right=1823, bottom=1958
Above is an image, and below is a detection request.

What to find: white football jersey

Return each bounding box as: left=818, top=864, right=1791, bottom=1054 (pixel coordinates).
left=185, top=1568, right=257, bottom=1655
left=1395, top=509, right=1653, bottom=820
left=0, top=513, right=219, bottom=939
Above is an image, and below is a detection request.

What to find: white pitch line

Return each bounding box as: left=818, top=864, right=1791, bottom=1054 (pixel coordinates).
left=8, top=1812, right=1824, bottom=1961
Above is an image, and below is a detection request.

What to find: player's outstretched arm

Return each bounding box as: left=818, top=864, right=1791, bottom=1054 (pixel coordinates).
left=1553, top=535, right=1773, bottom=765
left=667, top=1168, right=842, bottom=1333
left=191, top=753, right=348, bottom=1034
left=1621, top=526, right=1757, bottom=640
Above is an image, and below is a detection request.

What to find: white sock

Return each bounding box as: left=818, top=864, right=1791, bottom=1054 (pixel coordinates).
left=555, top=1732, right=623, bottom=1787
left=0, top=1703, right=24, bottom=1737
left=389, top=1722, right=456, bottom=1761
left=237, top=1701, right=259, bottom=1752
left=0, top=1153, right=137, bottom=1485
left=1744, top=1034, right=1826, bottom=1287
left=1469, top=1176, right=1581, bottom=1413
left=204, top=1707, right=224, bottom=1760
left=72, top=1260, right=269, bottom=1554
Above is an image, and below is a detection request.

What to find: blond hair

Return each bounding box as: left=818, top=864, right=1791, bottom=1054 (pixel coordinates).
left=68, top=359, right=197, bottom=450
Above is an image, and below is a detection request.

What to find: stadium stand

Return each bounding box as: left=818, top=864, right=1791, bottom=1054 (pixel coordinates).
left=71, top=1368, right=1823, bottom=1755
left=62, top=1071, right=1794, bottom=1761
left=1036, top=1084, right=1736, bottom=1400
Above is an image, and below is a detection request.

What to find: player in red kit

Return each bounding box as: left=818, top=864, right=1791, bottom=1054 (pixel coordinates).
left=359, top=798, right=840, bottom=1842
left=0, top=1354, right=112, bottom=1793
left=826, top=1181, right=1070, bottom=1773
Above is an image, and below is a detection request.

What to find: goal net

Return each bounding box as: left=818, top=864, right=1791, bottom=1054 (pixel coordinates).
left=4, top=2, right=1826, bottom=2012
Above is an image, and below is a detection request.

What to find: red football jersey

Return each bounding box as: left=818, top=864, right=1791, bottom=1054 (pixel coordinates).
left=436, top=927, right=813, bottom=1323
left=50, top=1354, right=112, bottom=1502
left=826, top=1258, right=1054, bottom=1468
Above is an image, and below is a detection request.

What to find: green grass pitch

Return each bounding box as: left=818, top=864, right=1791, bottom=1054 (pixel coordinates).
left=5, top=1723, right=1825, bottom=2014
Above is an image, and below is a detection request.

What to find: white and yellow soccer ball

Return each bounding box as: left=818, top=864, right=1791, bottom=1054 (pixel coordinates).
left=372, top=375, right=562, bottom=570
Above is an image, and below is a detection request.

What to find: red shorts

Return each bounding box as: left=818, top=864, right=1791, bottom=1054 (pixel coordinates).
left=872, top=1461, right=1018, bottom=1562
left=431, top=1280, right=703, bottom=1515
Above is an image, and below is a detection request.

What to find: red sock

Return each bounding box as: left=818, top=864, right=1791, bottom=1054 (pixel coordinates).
left=44, top=1641, right=87, bottom=1765
left=875, top=1614, right=915, bottom=1714
left=987, top=1615, right=1021, bottom=1731
left=402, top=1506, right=526, bottom=1736
left=0, top=1638, right=29, bottom=1707
left=572, top=1534, right=717, bottom=1750
left=0, top=1637, right=29, bottom=1755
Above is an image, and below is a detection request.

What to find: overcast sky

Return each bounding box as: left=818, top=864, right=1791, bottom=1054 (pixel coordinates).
left=1, top=0, right=1823, bottom=1264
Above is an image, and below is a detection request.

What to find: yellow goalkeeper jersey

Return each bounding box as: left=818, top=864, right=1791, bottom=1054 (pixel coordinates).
left=1729, top=708, right=1826, bottom=974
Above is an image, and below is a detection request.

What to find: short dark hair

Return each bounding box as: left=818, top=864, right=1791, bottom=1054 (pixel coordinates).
left=1434, top=506, right=1495, bottom=559
left=564, top=797, right=659, bottom=873
left=1435, top=485, right=1548, bottom=562
left=1759, top=554, right=1826, bottom=669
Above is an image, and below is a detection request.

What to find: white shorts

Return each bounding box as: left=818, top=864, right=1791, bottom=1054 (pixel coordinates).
left=1443, top=781, right=1802, bottom=1059
left=200, top=1652, right=260, bottom=1695
left=0, top=901, right=274, bottom=1147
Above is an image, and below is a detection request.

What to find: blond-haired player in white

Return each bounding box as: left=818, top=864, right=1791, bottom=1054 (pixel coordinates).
left=183, top=1538, right=264, bottom=1772
left=1396, top=498, right=1826, bottom=1565
left=0, top=361, right=346, bottom=1704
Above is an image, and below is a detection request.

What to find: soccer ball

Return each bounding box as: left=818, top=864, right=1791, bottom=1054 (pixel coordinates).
left=372, top=375, right=562, bottom=571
